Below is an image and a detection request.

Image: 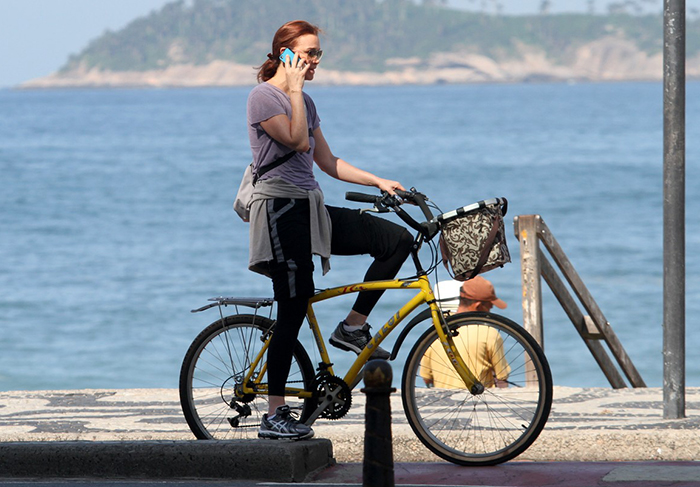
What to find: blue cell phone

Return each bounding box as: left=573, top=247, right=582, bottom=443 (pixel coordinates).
left=279, top=48, right=296, bottom=63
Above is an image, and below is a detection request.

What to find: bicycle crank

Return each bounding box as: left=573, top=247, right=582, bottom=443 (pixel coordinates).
left=314, top=375, right=352, bottom=420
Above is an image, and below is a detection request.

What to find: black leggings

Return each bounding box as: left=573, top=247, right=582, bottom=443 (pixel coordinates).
left=327, top=204, right=414, bottom=315
left=265, top=199, right=413, bottom=396
left=266, top=297, right=310, bottom=399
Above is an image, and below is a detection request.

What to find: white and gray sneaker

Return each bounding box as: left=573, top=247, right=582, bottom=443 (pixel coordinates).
left=329, top=321, right=391, bottom=360
left=259, top=405, right=314, bottom=440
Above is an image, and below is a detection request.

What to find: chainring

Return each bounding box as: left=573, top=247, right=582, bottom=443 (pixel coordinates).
left=314, top=375, right=352, bottom=420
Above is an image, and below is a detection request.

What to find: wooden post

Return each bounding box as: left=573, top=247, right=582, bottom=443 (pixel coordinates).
left=514, top=215, right=544, bottom=348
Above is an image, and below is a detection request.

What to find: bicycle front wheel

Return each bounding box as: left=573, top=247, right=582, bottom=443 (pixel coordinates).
left=179, top=314, right=315, bottom=440
left=402, top=312, right=552, bottom=466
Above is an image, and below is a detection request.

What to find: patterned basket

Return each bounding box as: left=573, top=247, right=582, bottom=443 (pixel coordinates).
left=436, top=198, right=511, bottom=281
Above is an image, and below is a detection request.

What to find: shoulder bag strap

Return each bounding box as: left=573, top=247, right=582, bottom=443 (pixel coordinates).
left=252, top=151, right=296, bottom=185
left=253, top=128, right=315, bottom=185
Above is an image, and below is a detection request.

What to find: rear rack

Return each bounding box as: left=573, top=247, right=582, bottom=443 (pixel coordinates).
left=191, top=297, right=274, bottom=313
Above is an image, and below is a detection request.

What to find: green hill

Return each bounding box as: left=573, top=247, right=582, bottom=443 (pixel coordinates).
left=60, top=0, right=693, bottom=74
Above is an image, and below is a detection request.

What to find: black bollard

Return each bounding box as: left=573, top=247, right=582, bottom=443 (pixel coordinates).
left=361, top=360, right=396, bottom=487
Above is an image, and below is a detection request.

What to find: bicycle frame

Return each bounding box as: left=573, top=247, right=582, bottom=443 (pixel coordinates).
left=236, top=273, right=484, bottom=402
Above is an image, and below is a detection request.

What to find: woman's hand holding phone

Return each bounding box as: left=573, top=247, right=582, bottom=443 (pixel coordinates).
left=279, top=48, right=309, bottom=93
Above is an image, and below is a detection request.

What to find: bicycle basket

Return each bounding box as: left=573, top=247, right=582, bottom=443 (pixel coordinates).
left=435, top=197, right=511, bottom=281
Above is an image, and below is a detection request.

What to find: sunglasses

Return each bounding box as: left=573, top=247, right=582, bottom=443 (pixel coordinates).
left=303, top=48, right=323, bottom=61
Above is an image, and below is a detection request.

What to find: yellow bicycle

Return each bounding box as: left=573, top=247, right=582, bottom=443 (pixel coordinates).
left=179, top=189, right=552, bottom=466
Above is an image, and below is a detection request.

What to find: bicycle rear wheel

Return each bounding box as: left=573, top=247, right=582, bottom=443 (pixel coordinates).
left=401, top=312, right=552, bottom=466
left=179, top=314, right=315, bottom=440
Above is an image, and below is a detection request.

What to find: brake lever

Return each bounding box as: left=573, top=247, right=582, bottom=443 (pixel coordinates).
left=382, top=193, right=403, bottom=207
left=365, top=202, right=391, bottom=213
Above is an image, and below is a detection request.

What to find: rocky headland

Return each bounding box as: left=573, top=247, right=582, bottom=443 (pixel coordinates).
left=20, top=36, right=696, bottom=89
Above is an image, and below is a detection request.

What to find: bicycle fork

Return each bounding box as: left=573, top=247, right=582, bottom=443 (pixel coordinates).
left=429, top=304, right=485, bottom=395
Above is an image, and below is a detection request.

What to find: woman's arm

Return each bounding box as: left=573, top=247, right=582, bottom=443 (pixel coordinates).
left=313, top=127, right=404, bottom=194
left=259, top=97, right=309, bottom=153
left=259, top=54, right=311, bottom=152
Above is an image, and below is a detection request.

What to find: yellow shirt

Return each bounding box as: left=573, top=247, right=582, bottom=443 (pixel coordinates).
left=420, top=324, right=511, bottom=389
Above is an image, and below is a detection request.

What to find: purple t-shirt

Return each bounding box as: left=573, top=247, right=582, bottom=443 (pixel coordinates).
left=247, top=82, right=321, bottom=191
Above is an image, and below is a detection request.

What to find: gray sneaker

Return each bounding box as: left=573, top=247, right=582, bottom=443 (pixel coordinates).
left=258, top=405, right=314, bottom=440
left=329, top=322, right=391, bottom=360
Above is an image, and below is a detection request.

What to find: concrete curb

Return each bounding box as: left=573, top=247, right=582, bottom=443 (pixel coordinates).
left=0, top=439, right=334, bottom=481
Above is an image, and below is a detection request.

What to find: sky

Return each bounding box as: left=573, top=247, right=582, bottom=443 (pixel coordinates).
left=0, top=0, right=692, bottom=88
left=0, top=0, right=172, bottom=88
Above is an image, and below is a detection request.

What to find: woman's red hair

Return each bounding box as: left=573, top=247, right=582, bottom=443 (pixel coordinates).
left=257, top=20, right=321, bottom=83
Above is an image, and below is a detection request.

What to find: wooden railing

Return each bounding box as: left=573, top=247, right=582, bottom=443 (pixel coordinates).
left=514, top=215, right=646, bottom=389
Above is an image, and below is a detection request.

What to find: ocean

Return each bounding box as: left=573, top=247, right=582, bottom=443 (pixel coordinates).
left=0, top=82, right=698, bottom=392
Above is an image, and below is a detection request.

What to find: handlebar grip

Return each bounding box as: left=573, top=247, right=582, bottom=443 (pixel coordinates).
left=345, top=192, right=379, bottom=203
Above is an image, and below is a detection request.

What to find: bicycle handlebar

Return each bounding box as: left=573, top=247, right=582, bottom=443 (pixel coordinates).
left=345, top=188, right=440, bottom=240
left=345, top=192, right=380, bottom=204
left=395, top=189, right=435, bottom=225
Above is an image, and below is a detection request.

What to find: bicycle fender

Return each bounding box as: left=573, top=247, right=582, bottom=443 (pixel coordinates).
left=389, top=308, right=433, bottom=360
left=389, top=309, right=510, bottom=360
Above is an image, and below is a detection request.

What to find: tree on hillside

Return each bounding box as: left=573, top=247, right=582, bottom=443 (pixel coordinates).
left=608, top=0, right=659, bottom=15
left=540, top=0, right=552, bottom=15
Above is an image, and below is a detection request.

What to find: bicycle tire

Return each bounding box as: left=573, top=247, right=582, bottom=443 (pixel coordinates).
left=401, top=311, right=552, bottom=466
left=179, top=314, right=315, bottom=440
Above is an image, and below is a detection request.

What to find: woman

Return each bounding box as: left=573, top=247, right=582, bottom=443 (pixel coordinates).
left=247, top=20, right=413, bottom=440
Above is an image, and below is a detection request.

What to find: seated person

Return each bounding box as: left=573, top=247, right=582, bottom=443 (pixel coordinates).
left=421, top=276, right=511, bottom=388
